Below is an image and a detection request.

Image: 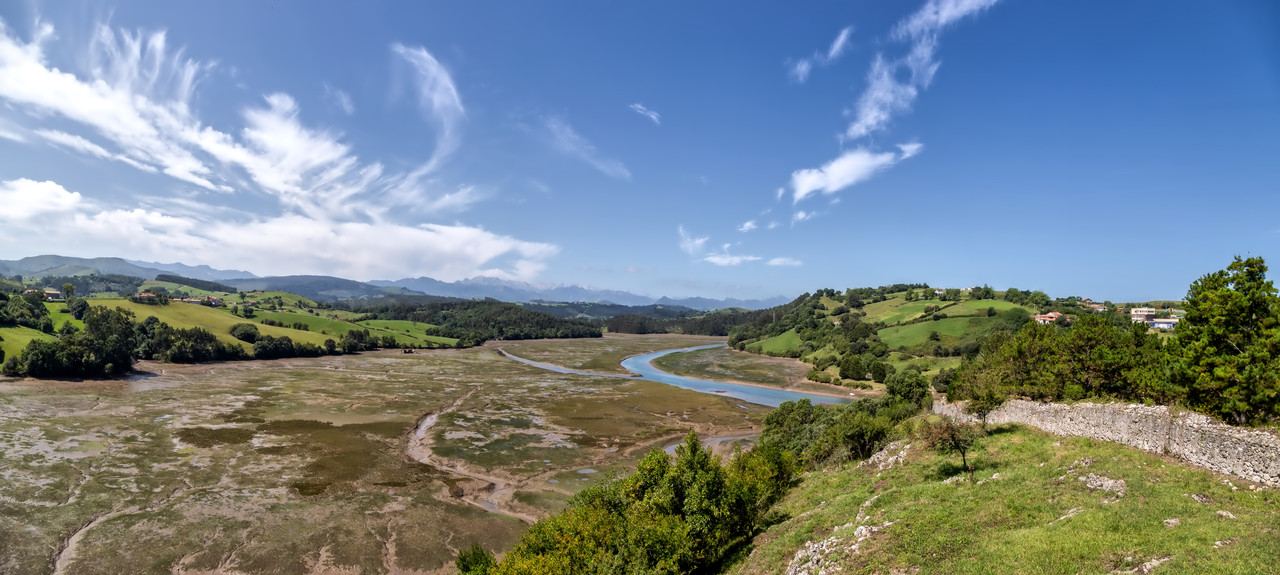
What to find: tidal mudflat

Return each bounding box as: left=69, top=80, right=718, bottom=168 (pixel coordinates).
left=0, top=335, right=770, bottom=574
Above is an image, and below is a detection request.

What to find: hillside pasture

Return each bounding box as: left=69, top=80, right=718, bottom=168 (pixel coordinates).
left=0, top=326, right=55, bottom=359
left=747, top=328, right=803, bottom=356
left=949, top=299, right=1029, bottom=317
left=138, top=280, right=231, bottom=300
left=356, top=319, right=458, bottom=347
left=878, top=317, right=983, bottom=349
left=88, top=299, right=332, bottom=350
left=860, top=295, right=908, bottom=324
left=249, top=311, right=459, bottom=348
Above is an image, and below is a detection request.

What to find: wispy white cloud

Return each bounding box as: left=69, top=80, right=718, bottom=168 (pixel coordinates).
left=767, top=257, right=803, bottom=267
left=0, top=116, right=24, bottom=142
left=323, top=82, right=355, bottom=115
left=783, top=0, right=994, bottom=207
left=702, top=244, right=761, bottom=266
left=544, top=116, right=631, bottom=180
left=0, top=19, right=485, bottom=219
left=792, top=210, right=817, bottom=224
left=629, top=103, right=661, bottom=125
left=0, top=21, right=224, bottom=190
left=788, top=25, right=854, bottom=83
left=678, top=225, right=708, bottom=255
left=35, top=129, right=159, bottom=172
left=788, top=60, right=814, bottom=84
left=846, top=0, right=997, bottom=140
left=894, top=0, right=1000, bottom=40
left=0, top=20, right=559, bottom=282
left=790, top=145, right=922, bottom=204
left=392, top=43, right=465, bottom=173
left=737, top=220, right=757, bottom=233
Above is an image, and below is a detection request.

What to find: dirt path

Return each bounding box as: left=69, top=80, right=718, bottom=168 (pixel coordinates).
left=405, top=390, right=540, bottom=524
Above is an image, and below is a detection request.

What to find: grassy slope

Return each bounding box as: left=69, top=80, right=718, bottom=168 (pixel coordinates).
left=864, top=296, right=1028, bottom=326
left=951, top=299, right=1027, bottom=316
left=251, top=311, right=458, bottom=347
left=0, top=326, right=55, bottom=359
left=731, top=423, right=1279, bottom=575
left=356, top=319, right=457, bottom=346
left=864, top=296, right=929, bottom=325
left=878, top=317, right=978, bottom=348
left=138, top=281, right=231, bottom=300
left=884, top=353, right=962, bottom=377
left=88, top=299, right=332, bottom=349
left=43, top=302, right=85, bottom=331
left=750, top=329, right=803, bottom=355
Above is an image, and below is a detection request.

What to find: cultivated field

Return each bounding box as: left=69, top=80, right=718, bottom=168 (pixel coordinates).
left=0, top=335, right=771, bottom=574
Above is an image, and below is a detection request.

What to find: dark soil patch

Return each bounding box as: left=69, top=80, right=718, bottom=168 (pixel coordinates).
left=175, top=426, right=255, bottom=447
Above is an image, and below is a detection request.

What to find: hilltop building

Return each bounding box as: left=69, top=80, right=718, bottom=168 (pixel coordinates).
left=1033, top=311, right=1064, bottom=325
left=1130, top=307, right=1158, bottom=323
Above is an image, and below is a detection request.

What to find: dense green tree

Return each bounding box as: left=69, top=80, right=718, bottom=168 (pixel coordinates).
left=230, top=323, right=260, bottom=343
left=839, top=354, right=865, bottom=380
left=493, top=430, right=793, bottom=575
left=81, top=306, right=137, bottom=373
left=65, top=297, right=90, bottom=320
left=869, top=361, right=895, bottom=383
left=885, top=368, right=931, bottom=408
left=1176, top=256, right=1280, bottom=425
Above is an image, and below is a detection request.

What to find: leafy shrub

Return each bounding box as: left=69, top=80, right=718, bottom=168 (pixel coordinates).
left=230, top=323, right=259, bottom=343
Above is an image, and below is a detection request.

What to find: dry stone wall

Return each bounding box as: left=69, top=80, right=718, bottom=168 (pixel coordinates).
left=933, top=399, right=1280, bottom=487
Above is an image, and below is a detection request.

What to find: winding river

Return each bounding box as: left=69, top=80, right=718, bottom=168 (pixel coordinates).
left=502, top=343, right=850, bottom=408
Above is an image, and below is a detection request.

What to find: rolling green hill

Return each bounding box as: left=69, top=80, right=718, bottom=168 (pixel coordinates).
left=89, top=299, right=333, bottom=350
left=748, top=328, right=803, bottom=355
left=879, top=316, right=989, bottom=348
left=730, top=286, right=1033, bottom=383
left=0, top=326, right=55, bottom=360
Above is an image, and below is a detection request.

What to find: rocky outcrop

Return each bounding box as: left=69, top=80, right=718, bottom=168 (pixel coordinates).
left=933, top=399, right=1280, bottom=487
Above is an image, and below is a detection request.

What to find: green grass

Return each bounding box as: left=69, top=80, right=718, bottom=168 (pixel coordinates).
left=949, top=299, right=1029, bottom=317
left=860, top=295, right=908, bottom=324
left=356, top=319, right=458, bottom=347
left=749, top=329, right=803, bottom=356
left=0, top=325, right=56, bottom=359
left=244, top=311, right=460, bottom=348
left=730, top=423, right=1280, bottom=575
left=43, top=302, right=85, bottom=331
left=878, top=317, right=978, bottom=349
left=138, top=281, right=232, bottom=300
left=245, top=290, right=320, bottom=307
left=884, top=354, right=962, bottom=377
left=862, top=297, right=1030, bottom=326
left=253, top=310, right=355, bottom=335
left=88, top=299, right=332, bottom=349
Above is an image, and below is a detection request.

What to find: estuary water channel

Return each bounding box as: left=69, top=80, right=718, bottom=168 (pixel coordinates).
left=501, top=343, right=850, bottom=408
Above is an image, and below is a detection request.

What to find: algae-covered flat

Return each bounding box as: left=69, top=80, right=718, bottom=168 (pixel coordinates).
left=0, top=337, right=770, bottom=574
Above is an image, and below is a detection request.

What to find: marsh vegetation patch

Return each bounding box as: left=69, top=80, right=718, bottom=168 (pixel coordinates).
left=0, top=338, right=772, bottom=574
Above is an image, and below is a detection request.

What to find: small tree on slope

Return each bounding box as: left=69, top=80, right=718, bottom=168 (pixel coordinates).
left=920, top=416, right=982, bottom=482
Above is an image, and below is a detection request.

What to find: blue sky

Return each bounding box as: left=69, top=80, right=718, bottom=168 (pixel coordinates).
left=0, top=1, right=1276, bottom=302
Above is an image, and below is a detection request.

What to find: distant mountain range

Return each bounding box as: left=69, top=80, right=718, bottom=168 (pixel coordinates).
left=125, top=259, right=258, bottom=281
left=0, top=255, right=258, bottom=282
left=0, top=255, right=787, bottom=310
left=368, top=277, right=789, bottom=310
